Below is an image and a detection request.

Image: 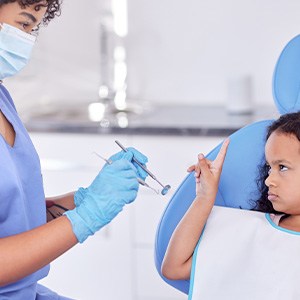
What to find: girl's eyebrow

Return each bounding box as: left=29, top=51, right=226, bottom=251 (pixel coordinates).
left=269, top=159, right=291, bottom=165
left=19, top=12, right=37, bottom=24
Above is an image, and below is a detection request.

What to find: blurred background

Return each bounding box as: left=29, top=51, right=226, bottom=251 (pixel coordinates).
left=5, top=0, right=300, bottom=113
left=6, top=0, right=300, bottom=112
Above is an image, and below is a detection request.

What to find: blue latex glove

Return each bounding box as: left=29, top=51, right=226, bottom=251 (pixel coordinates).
left=65, top=152, right=139, bottom=243
left=74, top=186, right=87, bottom=207
left=74, top=147, right=148, bottom=206
left=108, top=147, right=148, bottom=181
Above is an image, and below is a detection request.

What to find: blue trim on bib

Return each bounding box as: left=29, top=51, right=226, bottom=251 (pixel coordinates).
left=188, top=225, right=206, bottom=300
left=266, top=213, right=300, bottom=235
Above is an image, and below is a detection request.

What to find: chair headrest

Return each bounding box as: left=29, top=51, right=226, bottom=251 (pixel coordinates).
left=273, top=34, right=300, bottom=114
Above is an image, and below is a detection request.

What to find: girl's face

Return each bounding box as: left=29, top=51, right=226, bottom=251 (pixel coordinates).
left=0, top=1, right=47, bottom=34
left=265, top=131, right=300, bottom=215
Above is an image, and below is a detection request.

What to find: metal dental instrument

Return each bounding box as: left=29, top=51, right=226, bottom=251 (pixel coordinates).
left=114, top=140, right=171, bottom=196
left=92, top=152, right=113, bottom=165
left=92, top=152, right=160, bottom=195
left=136, top=178, right=160, bottom=195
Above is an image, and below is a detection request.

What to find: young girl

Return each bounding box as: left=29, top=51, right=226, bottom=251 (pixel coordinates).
left=162, top=112, right=300, bottom=299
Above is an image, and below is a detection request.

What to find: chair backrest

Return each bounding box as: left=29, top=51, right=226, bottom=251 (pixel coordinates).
left=154, top=34, right=300, bottom=294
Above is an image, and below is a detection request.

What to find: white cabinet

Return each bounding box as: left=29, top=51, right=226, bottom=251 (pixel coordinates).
left=30, top=133, right=223, bottom=300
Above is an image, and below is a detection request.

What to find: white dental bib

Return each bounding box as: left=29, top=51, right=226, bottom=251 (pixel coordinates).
left=189, top=206, right=300, bottom=300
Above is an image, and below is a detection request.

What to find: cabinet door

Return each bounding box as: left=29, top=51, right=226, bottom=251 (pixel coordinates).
left=30, top=133, right=133, bottom=300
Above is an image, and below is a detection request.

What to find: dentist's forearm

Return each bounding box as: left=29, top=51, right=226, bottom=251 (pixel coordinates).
left=0, top=216, right=77, bottom=287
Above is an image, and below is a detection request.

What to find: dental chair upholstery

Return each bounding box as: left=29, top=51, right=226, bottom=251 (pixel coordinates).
left=155, top=34, right=300, bottom=294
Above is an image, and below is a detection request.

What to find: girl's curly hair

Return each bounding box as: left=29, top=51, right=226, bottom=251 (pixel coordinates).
left=0, top=0, right=62, bottom=26
left=252, top=111, right=300, bottom=214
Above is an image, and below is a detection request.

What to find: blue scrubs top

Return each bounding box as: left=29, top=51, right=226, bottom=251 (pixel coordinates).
left=0, top=84, right=73, bottom=300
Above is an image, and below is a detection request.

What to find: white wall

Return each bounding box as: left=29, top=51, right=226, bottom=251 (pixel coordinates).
left=126, top=0, right=300, bottom=106
left=5, top=0, right=300, bottom=110
left=5, top=0, right=103, bottom=110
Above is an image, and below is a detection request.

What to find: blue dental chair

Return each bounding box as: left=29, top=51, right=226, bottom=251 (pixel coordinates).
left=154, top=34, right=300, bottom=294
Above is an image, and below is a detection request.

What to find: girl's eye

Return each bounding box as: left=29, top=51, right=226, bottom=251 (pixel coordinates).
left=279, top=164, right=288, bottom=172
left=266, top=164, right=271, bottom=174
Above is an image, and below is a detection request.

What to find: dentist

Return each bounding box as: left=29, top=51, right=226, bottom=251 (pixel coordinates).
left=0, top=1, right=148, bottom=299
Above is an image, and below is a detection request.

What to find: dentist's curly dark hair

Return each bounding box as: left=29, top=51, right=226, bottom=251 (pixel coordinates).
left=252, top=111, right=300, bottom=213
left=0, top=0, right=62, bottom=25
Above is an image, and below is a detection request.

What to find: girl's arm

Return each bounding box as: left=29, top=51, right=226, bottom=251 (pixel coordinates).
left=0, top=216, right=78, bottom=287
left=162, top=194, right=215, bottom=280
left=161, top=139, right=229, bottom=280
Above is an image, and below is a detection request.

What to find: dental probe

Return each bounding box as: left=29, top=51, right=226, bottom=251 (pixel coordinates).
left=92, top=152, right=160, bottom=195
left=114, top=140, right=171, bottom=196
left=92, top=152, right=113, bottom=165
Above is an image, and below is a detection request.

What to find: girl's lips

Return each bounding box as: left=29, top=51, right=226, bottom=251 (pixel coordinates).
left=268, top=193, right=278, bottom=201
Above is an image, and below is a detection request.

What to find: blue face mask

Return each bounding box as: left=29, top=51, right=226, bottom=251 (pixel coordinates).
left=0, top=23, right=36, bottom=80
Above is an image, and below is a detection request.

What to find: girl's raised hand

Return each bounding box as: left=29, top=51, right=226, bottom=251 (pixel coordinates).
left=187, top=138, right=230, bottom=201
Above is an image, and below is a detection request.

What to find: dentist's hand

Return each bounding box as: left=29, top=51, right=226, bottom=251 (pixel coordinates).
left=74, top=147, right=149, bottom=206
left=65, top=151, right=140, bottom=243
left=108, top=147, right=148, bottom=180
left=187, top=138, right=230, bottom=201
